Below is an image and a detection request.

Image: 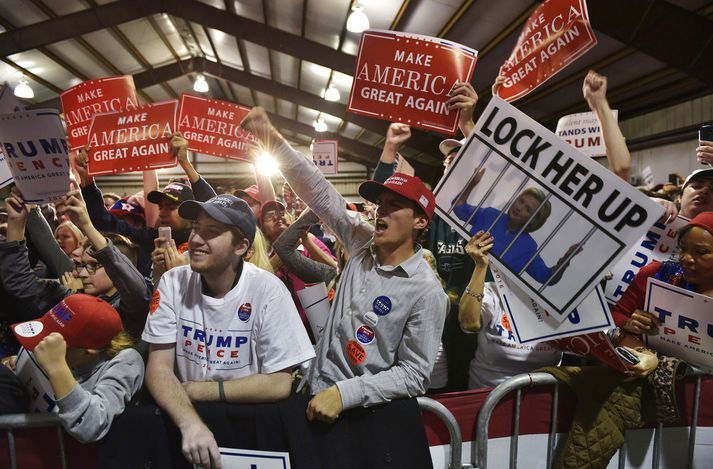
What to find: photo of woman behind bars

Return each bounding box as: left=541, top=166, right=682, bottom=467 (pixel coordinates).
left=451, top=167, right=583, bottom=285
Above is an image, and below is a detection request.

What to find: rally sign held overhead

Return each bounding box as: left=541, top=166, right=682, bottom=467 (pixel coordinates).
left=434, top=96, right=663, bottom=320
left=555, top=110, right=618, bottom=158
left=0, top=109, right=70, bottom=203
left=311, top=139, right=338, bottom=175
left=178, top=94, right=253, bottom=161
left=347, top=30, right=478, bottom=135
left=496, top=0, right=597, bottom=102
left=60, top=76, right=139, bottom=150
left=87, top=100, right=178, bottom=176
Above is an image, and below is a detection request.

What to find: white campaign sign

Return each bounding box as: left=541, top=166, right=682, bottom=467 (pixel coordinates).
left=434, top=96, right=664, bottom=321
left=555, top=110, right=618, bottom=158
left=311, top=139, right=338, bottom=175
left=493, top=265, right=614, bottom=344
left=644, top=278, right=713, bottom=374
left=15, top=348, right=58, bottom=413
left=296, top=282, right=330, bottom=340
left=0, top=109, right=70, bottom=203
left=219, top=447, right=291, bottom=468
left=605, top=216, right=687, bottom=305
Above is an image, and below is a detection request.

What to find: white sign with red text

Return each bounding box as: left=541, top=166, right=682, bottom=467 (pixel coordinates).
left=555, top=110, right=618, bottom=157
left=311, top=139, right=338, bottom=175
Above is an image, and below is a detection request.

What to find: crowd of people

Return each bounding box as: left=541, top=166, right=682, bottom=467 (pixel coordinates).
left=0, top=67, right=710, bottom=469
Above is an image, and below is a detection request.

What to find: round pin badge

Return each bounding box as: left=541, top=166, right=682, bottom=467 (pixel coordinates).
left=355, top=324, right=375, bottom=345
left=237, top=303, right=252, bottom=321
left=13, top=321, right=43, bottom=338
left=346, top=340, right=366, bottom=365
left=364, top=311, right=379, bottom=327
left=373, top=296, right=392, bottom=316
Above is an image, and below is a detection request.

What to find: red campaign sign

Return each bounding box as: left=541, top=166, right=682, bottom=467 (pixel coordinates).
left=497, top=0, right=597, bottom=102
left=60, top=76, right=139, bottom=150
left=177, top=94, right=254, bottom=161
left=87, top=100, right=178, bottom=176
left=347, top=30, right=478, bottom=135
left=312, top=139, right=338, bottom=175
left=549, top=331, right=633, bottom=376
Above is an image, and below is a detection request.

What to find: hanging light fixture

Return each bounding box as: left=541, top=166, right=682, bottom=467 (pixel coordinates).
left=14, top=77, right=34, bottom=99
left=347, top=1, right=370, bottom=33
left=193, top=74, right=209, bottom=93
left=313, top=118, right=328, bottom=133
left=324, top=84, right=341, bottom=102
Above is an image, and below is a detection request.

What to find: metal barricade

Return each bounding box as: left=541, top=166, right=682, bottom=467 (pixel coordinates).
left=473, top=370, right=706, bottom=469
left=0, top=413, right=67, bottom=469
left=418, top=396, right=473, bottom=469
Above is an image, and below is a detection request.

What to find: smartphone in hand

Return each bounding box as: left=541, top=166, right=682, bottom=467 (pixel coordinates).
left=615, top=346, right=640, bottom=366
left=699, top=124, right=713, bottom=165
left=158, top=226, right=172, bottom=243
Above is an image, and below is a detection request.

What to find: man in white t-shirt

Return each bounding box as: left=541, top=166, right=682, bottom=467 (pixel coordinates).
left=143, top=194, right=314, bottom=469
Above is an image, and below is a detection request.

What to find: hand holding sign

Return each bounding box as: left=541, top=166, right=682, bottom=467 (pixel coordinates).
left=465, top=230, right=494, bottom=268
left=59, top=189, right=92, bottom=232
left=623, top=309, right=660, bottom=336
left=446, top=81, right=478, bottom=135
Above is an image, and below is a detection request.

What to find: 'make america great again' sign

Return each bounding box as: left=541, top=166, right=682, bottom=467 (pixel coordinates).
left=347, top=30, right=477, bottom=135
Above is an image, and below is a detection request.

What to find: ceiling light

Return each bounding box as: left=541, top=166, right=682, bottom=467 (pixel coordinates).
left=313, top=118, right=328, bottom=133
left=193, top=74, right=209, bottom=93
left=14, top=77, right=34, bottom=99
left=347, top=2, right=370, bottom=33
left=255, top=152, right=279, bottom=177
left=324, top=84, right=340, bottom=102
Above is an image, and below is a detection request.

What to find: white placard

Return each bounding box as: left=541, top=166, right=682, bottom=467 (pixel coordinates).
left=296, top=282, right=330, bottom=340
left=0, top=85, right=25, bottom=189
left=14, top=347, right=58, bottom=413
left=555, top=110, right=618, bottom=158
left=493, top=265, right=614, bottom=344
left=644, top=278, right=713, bottom=374
left=311, top=139, right=338, bottom=175
left=218, top=447, right=291, bottom=468
left=394, top=152, right=415, bottom=176
left=0, top=109, right=70, bottom=203
left=642, top=165, right=655, bottom=189
left=605, top=216, right=687, bottom=305
left=434, top=96, right=664, bottom=321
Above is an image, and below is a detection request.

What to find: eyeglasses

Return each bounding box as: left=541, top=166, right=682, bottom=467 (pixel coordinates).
left=72, top=260, right=103, bottom=274
left=262, top=209, right=285, bottom=223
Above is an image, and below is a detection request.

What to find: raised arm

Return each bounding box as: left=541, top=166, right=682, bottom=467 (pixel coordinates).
left=272, top=209, right=338, bottom=284
left=143, top=170, right=160, bottom=228
left=459, top=231, right=493, bottom=332
left=447, top=81, right=478, bottom=137
left=241, top=107, right=373, bottom=254
left=583, top=70, right=631, bottom=182
left=25, top=205, right=73, bottom=277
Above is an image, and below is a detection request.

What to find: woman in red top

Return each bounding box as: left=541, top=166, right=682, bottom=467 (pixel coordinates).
left=611, top=211, right=713, bottom=336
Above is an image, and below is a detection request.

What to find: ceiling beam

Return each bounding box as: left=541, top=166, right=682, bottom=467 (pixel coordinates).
left=588, top=0, right=713, bottom=86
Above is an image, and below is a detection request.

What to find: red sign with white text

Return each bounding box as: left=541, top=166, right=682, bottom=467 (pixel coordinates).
left=497, top=0, right=597, bottom=102
left=60, top=76, right=139, bottom=150
left=177, top=94, right=253, bottom=161
left=550, top=331, right=633, bottom=375
left=87, top=100, right=178, bottom=176
left=347, top=30, right=478, bottom=135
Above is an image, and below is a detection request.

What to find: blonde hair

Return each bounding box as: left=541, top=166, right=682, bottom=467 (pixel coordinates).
left=520, top=187, right=552, bottom=232
left=246, top=228, right=273, bottom=273
left=54, top=221, right=85, bottom=248
left=105, top=330, right=135, bottom=358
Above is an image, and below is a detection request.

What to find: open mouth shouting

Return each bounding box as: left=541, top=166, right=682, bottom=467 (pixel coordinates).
left=375, top=218, right=388, bottom=235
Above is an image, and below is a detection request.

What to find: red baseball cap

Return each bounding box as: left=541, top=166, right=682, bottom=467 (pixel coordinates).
left=682, top=211, right=713, bottom=238
left=234, top=184, right=261, bottom=204
left=358, top=172, right=435, bottom=220
left=12, top=294, right=123, bottom=351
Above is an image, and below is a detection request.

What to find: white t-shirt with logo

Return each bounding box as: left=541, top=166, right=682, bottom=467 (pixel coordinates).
left=469, top=282, right=561, bottom=389
left=142, top=262, right=315, bottom=382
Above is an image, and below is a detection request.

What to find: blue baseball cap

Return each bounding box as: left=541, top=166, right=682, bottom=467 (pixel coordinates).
left=179, top=194, right=256, bottom=246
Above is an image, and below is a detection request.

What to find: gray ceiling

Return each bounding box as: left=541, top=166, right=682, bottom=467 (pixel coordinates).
left=0, top=0, right=712, bottom=184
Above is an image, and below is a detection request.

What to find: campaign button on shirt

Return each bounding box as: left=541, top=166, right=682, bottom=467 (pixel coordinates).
left=346, top=340, right=366, bottom=365
left=355, top=324, right=375, bottom=345
left=364, top=311, right=379, bottom=327
left=373, top=296, right=392, bottom=316
left=237, top=303, right=252, bottom=321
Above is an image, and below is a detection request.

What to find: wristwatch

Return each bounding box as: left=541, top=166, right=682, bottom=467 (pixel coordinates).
left=464, top=286, right=484, bottom=302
